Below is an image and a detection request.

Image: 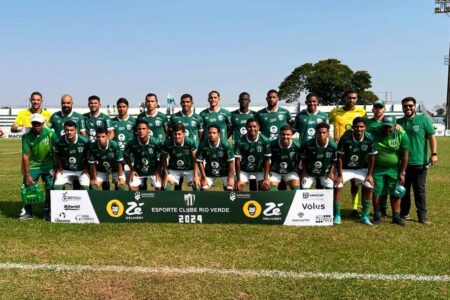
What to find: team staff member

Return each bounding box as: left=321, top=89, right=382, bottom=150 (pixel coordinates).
left=196, top=124, right=235, bottom=191
left=81, top=95, right=114, bottom=143
left=47, top=94, right=86, bottom=138
left=137, top=93, right=169, bottom=143
left=397, top=97, right=437, bottom=224
left=256, top=89, right=291, bottom=141
left=371, top=116, right=409, bottom=226
left=329, top=90, right=367, bottom=217
left=200, top=90, right=231, bottom=142
left=234, top=118, right=271, bottom=191
left=230, top=92, right=256, bottom=143
left=11, top=91, right=52, bottom=133
left=169, top=94, right=203, bottom=147
left=20, top=114, right=58, bottom=221
left=293, top=92, right=328, bottom=144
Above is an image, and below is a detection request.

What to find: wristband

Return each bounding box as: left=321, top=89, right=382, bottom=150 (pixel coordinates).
left=118, top=175, right=126, bottom=179
left=431, top=153, right=437, bottom=156
left=400, top=172, right=406, bottom=176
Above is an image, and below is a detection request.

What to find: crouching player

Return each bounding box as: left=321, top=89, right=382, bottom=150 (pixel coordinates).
left=334, top=117, right=377, bottom=225
left=54, top=121, right=90, bottom=190
left=269, top=125, right=301, bottom=191
left=124, top=120, right=162, bottom=191
left=371, top=116, right=409, bottom=226
left=161, top=124, right=200, bottom=191
left=196, top=124, right=234, bottom=191
left=234, top=118, right=271, bottom=191
left=88, top=128, right=126, bottom=190
left=299, top=123, right=337, bottom=189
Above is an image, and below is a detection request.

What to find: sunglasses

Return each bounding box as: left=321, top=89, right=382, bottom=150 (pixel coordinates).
left=403, top=104, right=414, bottom=108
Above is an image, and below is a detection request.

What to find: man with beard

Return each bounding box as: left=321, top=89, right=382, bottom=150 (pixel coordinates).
left=200, top=90, right=231, bottom=142
left=81, top=95, right=114, bottom=143
left=48, top=94, right=86, bottom=138
left=169, top=94, right=203, bottom=147
left=256, top=89, right=291, bottom=142
left=137, top=93, right=169, bottom=143
left=11, top=92, right=52, bottom=133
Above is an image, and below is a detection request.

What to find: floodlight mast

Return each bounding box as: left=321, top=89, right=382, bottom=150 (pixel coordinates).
left=435, top=0, right=450, bottom=130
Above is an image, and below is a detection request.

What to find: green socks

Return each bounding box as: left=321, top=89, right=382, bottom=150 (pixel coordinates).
left=334, top=201, right=341, bottom=217
left=362, top=200, right=371, bottom=217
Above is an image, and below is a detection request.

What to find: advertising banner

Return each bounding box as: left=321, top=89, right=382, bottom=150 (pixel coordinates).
left=51, top=190, right=333, bottom=226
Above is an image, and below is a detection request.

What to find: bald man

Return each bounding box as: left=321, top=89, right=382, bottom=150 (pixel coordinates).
left=47, top=94, right=86, bottom=138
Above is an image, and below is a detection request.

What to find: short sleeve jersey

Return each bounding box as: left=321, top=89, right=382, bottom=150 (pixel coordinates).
left=88, top=140, right=123, bottom=172
left=372, top=128, right=410, bottom=169
left=196, top=138, right=234, bottom=177
left=337, top=131, right=377, bottom=169
left=300, top=138, right=338, bottom=177
left=22, top=127, right=58, bottom=170
left=328, top=106, right=367, bottom=141
left=256, top=106, right=291, bottom=141
left=169, top=111, right=203, bottom=147
left=200, top=108, right=231, bottom=142
left=365, top=118, right=381, bottom=134
left=136, top=111, right=169, bottom=143
left=14, top=108, right=52, bottom=128
left=161, top=137, right=196, bottom=170
left=47, top=111, right=85, bottom=138
left=111, top=116, right=136, bottom=151
left=270, top=139, right=301, bottom=174
left=82, top=112, right=114, bottom=143
left=230, top=109, right=257, bottom=142
left=124, top=137, right=161, bottom=176
left=234, top=133, right=271, bottom=173
left=55, top=134, right=90, bottom=171
left=293, top=110, right=329, bottom=143
left=397, top=114, right=435, bottom=166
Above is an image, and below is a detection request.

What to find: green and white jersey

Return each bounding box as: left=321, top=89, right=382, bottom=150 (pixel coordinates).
left=82, top=112, right=114, bottom=143
left=196, top=138, right=234, bottom=177
left=300, top=138, right=337, bottom=177
left=372, top=128, right=409, bottom=169
left=111, top=116, right=136, bottom=151
left=161, top=137, right=196, bottom=170
left=169, top=111, right=203, bottom=147
left=397, top=114, right=435, bottom=166
left=55, top=134, right=90, bottom=171
left=136, top=111, right=169, bottom=143
left=230, top=109, right=257, bottom=142
left=293, top=110, right=328, bottom=143
left=366, top=118, right=382, bottom=134
left=234, top=133, right=271, bottom=173
left=47, top=111, right=85, bottom=138
left=22, top=127, right=58, bottom=170
left=337, top=131, right=377, bottom=169
left=199, top=107, right=231, bottom=142
left=270, top=139, right=301, bottom=174
left=124, top=137, right=161, bottom=176
left=88, top=140, right=123, bottom=173
left=256, top=106, right=291, bottom=141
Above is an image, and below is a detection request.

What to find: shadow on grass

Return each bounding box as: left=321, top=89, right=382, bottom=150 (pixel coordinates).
left=0, top=200, right=46, bottom=219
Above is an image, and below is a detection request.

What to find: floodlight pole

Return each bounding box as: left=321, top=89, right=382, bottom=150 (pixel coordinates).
left=435, top=0, right=450, bottom=130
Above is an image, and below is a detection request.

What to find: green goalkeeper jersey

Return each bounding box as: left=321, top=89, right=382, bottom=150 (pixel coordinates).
left=88, top=140, right=123, bottom=172
left=55, top=134, right=90, bottom=171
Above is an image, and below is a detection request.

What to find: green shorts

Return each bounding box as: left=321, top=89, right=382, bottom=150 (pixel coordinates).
left=23, top=167, right=53, bottom=191
left=373, top=167, right=398, bottom=197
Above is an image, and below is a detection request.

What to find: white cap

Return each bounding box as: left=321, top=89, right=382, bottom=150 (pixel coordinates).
left=30, top=114, right=46, bottom=124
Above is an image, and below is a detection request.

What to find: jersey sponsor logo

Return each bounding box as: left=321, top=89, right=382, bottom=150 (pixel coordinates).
left=106, top=199, right=124, bottom=217
left=307, top=128, right=315, bottom=136
left=211, top=161, right=219, bottom=169
left=103, top=162, right=111, bottom=170
left=248, top=155, right=255, bottom=163
left=314, top=161, right=322, bottom=169
left=118, top=133, right=126, bottom=142
left=69, top=157, right=77, bottom=164
left=270, top=125, right=277, bottom=133
left=177, top=160, right=184, bottom=167
left=242, top=200, right=262, bottom=218
left=350, top=155, right=359, bottom=162
left=240, top=127, right=247, bottom=135
left=280, top=162, right=288, bottom=170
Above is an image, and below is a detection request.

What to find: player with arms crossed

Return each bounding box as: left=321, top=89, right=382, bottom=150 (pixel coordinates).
left=200, top=91, right=231, bottom=142
left=269, top=125, right=301, bottom=191
left=334, top=117, right=377, bottom=225
left=196, top=124, right=234, bottom=191
left=81, top=95, right=114, bottom=143
left=137, top=93, right=169, bottom=143
left=230, top=92, right=257, bottom=143
left=293, top=92, right=328, bottom=144
left=88, top=127, right=126, bottom=191
left=234, top=118, right=271, bottom=191
left=124, top=120, right=162, bottom=191
left=160, top=124, right=200, bottom=191
left=299, top=123, right=337, bottom=190
left=54, top=121, right=90, bottom=190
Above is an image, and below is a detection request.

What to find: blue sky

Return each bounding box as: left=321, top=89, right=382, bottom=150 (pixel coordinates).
left=0, top=0, right=448, bottom=110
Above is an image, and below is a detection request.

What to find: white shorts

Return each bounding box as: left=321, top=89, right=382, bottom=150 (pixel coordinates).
left=335, top=168, right=373, bottom=188
left=129, top=175, right=161, bottom=188
left=95, top=171, right=124, bottom=184
left=238, top=171, right=265, bottom=183
left=203, top=176, right=233, bottom=190
left=168, top=169, right=195, bottom=185
left=302, top=176, right=334, bottom=189
left=269, top=171, right=299, bottom=183
left=55, top=170, right=90, bottom=187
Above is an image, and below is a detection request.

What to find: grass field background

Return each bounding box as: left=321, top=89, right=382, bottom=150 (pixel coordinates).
left=0, top=138, right=448, bottom=299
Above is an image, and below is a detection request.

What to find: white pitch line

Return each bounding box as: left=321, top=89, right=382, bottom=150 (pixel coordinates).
left=0, top=151, right=21, bottom=155
left=0, top=262, right=448, bottom=282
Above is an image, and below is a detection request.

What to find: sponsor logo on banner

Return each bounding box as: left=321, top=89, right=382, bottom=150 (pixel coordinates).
left=284, top=190, right=333, bottom=226
left=64, top=204, right=81, bottom=211
left=184, top=193, right=195, bottom=206
left=106, top=199, right=125, bottom=218
left=229, top=192, right=236, bottom=201
left=62, top=191, right=81, bottom=202
left=230, top=192, right=251, bottom=201
left=262, top=202, right=284, bottom=221
left=124, top=192, right=145, bottom=220
left=243, top=200, right=262, bottom=218
left=302, top=191, right=325, bottom=201
left=75, top=215, right=96, bottom=222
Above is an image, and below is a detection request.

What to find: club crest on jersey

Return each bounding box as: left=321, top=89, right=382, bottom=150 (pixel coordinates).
left=278, top=115, right=284, bottom=121
left=96, top=121, right=102, bottom=126
left=389, top=140, right=399, bottom=147
left=413, top=125, right=419, bottom=132
left=191, top=121, right=196, bottom=127
left=218, top=150, right=224, bottom=157
left=127, top=124, right=132, bottom=130
left=78, top=146, right=84, bottom=152
left=361, top=144, right=368, bottom=151
left=326, top=152, right=332, bottom=158
left=155, top=120, right=161, bottom=126
left=218, top=115, right=223, bottom=121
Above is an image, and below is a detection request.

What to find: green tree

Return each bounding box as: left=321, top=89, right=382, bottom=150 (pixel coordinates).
left=278, top=58, right=378, bottom=105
